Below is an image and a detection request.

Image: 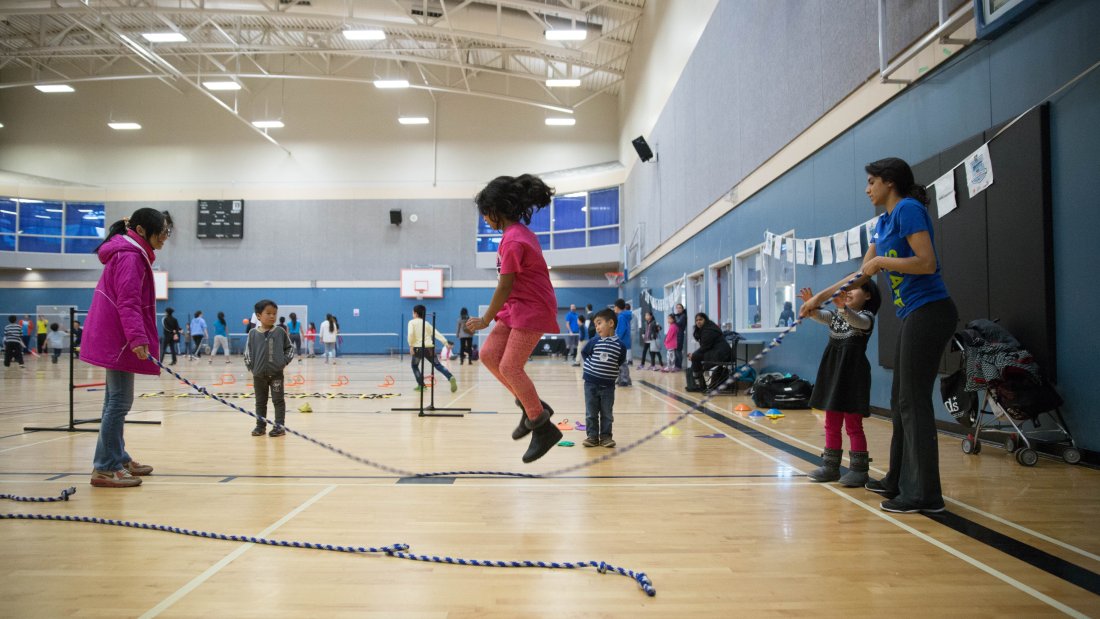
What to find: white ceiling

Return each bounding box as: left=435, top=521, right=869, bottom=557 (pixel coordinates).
left=0, top=0, right=646, bottom=117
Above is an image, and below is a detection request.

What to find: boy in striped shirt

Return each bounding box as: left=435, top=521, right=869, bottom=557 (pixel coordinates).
left=4, top=315, right=25, bottom=367
left=581, top=309, right=627, bottom=447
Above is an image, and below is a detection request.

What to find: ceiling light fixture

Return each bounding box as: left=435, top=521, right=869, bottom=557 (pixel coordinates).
left=108, top=122, right=142, bottom=130
left=546, top=79, right=581, bottom=88
left=141, top=32, right=187, bottom=43
left=35, top=84, right=75, bottom=93
left=398, top=116, right=430, bottom=125
left=343, top=29, right=386, bottom=41
left=545, top=117, right=576, bottom=126
left=545, top=29, right=586, bottom=41
left=202, top=80, right=241, bottom=91
left=374, top=79, right=410, bottom=89
left=251, top=120, right=285, bottom=129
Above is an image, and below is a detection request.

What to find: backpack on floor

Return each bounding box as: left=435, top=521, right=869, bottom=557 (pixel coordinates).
left=470, top=345, right=479, bottom=361
left=750, top=373, right=813, bottom=409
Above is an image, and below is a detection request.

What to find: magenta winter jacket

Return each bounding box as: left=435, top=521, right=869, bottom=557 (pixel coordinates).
left=80, top=230, right=161, bottom=376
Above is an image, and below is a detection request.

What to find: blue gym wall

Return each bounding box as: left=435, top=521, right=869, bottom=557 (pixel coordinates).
left=622, top=0, right=1100, bottom=451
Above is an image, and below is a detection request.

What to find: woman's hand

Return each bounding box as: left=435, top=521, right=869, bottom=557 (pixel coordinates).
left=833, top=290, right=849, bottom=309
left=132, top=345, right=149, bottom=360
left=466, top=316, right=490, bottom=332
left=861, top=256, right=885, bottom=278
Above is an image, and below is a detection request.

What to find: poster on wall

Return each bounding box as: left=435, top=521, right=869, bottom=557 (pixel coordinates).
left=934, top=172, right=959, bottom=218
left=965, top=144, right=994, bottom=198
left=153, top=271, right=168, bottom=300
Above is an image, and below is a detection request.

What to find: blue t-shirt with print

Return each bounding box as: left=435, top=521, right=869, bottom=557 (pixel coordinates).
left=872, top=197, right=950, bottom=319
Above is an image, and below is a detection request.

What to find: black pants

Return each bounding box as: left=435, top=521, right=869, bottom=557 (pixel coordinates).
left=641, top=343, right=660, bottom=366
left=4, top=341, right=24, bottom=366
left=37, top=333, right=47, bottom=354
left=160, top=335, right=177, bottom=363
left=253, top=373, right=286, bottom=427
left=191, top=335, right=204, bottom=357
left=880, top=298, right=958, bottom=508
left=674, top=346, right=684, bottom=369
left=459, top=337, right=473, bottom=363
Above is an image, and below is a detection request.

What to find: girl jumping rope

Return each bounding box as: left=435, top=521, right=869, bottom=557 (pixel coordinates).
left=466, top=174, right=562, bottom=463
left=799, top=281, right=881, bottom=486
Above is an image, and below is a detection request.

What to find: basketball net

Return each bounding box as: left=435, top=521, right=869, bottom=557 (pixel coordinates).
left=604, top=272, right=624, bottom=287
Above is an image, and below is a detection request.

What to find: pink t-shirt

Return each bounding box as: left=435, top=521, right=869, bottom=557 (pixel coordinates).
left=494, top=223, right=559, bottom=334
left=664, top=322, right=679, bottom=350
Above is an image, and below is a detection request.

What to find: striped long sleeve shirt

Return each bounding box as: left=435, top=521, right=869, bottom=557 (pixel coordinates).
left=581, top=335, right=627, bottom=387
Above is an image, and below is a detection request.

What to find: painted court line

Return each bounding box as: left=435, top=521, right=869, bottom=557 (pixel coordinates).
left=139, top=485, right=337, bottom=619
left=675, top=392, right=1100, bottom=567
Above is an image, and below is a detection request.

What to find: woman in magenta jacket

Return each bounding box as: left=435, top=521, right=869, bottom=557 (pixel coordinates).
left=81, top=208, right=173, bottom=488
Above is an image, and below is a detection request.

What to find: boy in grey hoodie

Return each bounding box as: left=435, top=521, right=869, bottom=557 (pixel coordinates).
left=245, top=299, right=296, bottom=437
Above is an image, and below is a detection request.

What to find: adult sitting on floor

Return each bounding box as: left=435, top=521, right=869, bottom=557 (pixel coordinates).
left=686, top=312, right=733, bottom=392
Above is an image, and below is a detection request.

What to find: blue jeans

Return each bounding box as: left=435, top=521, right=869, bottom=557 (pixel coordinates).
left=584, top=382, right=615, bottom=439
left=412, top=347, right=453, bottom=386
left=93, top=369, right=134, bottom=472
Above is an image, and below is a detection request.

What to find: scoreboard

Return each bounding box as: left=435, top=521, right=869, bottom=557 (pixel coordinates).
left=197, top=199, right=244, bottom=239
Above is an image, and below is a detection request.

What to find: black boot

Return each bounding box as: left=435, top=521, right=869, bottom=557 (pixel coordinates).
left=807, top=448, right=842, bottom=482
left=512, top=398, right=553, bottom=440
left=838, top=451, right=871, bottom=487
left=522, top=409, right=563, bottom=463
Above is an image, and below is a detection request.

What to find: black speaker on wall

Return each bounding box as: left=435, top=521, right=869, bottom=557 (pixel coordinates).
left=389, top=209, right=402, bottom=225
left=632, top=136, right=655, bottom=162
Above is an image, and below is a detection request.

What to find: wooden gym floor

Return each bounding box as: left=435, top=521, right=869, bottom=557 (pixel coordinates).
left=2, top=352, right=1098, bottom=617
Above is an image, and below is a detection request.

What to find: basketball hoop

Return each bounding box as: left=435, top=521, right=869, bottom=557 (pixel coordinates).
left=604, top=272, right=625, bottom=287
left=414, top=284, right=427, bottom=300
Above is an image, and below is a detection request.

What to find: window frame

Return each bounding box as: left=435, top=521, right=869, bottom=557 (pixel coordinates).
left=735, top=230, right=797, bottom=333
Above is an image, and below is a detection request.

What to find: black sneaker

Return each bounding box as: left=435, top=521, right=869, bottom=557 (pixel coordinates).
left=600, top=436, right=616, bottom=448
left=879, top=499, right=921, bottom=513
left=582, top=437, right=600, bottom=448
left=251, top=426, right=266, bottom=436
left=864, top=479, right=898, bottom=499
left=268, top=426, right=286, bottom=437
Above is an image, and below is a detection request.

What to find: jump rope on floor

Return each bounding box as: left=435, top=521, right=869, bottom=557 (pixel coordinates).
left=3, top=275, right=860, bottom=597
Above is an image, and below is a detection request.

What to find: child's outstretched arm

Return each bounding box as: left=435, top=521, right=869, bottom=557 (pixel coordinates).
left=798, top=287, right=833, bottom=325
left=466, top=273, right=515, bottom=332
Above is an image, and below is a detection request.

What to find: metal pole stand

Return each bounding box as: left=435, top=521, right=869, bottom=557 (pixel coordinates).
left=392, top=311, right=467, bottom=417
left=24, top=307, right=162, bottom=433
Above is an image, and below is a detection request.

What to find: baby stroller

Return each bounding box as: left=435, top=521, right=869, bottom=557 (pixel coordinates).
left=943, top=319, right=1079, bottom=467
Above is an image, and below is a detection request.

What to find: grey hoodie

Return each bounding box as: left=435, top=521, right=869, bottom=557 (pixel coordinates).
left=244, top=325, right=295, bottom=377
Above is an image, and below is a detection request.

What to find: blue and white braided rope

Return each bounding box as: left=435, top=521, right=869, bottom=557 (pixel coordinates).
left=0, top=487, right=76, bottom=502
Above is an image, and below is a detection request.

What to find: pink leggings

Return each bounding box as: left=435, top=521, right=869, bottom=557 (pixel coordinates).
left=479, top=323, right=545, bottom=420
left=824, top=410, right=868, bottom=451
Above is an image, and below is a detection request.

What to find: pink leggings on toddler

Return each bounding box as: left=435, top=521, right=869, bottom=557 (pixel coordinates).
left=824, top=410, right=868, bottom=451
left=479, top=323, right=545, bottom=421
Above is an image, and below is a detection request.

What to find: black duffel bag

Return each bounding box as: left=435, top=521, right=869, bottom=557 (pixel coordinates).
left=750, top=374, right=813, bottom=409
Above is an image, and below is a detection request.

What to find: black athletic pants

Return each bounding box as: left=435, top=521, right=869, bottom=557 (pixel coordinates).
left=880, top=297, right=958, bottom=508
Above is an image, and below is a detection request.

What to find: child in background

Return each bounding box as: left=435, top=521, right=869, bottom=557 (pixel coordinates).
left=639, top=311, right=661, bottom=370
left=466, top=173, right=563, bottom=463
left=798, top=282, right=881, bottom=486
left=210, top=311, right=231, bottom=363
left=612, top=299, right=633, bottom=386
left=581, top=309, right=627, bottom=448
left=47, top=322, right=68, bottom=363
left=662, top=313, right=679, bottom=372
left=573, top=314, right=587, bottom=366
left=407, top=304, right=458, bottom=393
left=245, top=299, right=296, bottom=437
left=304, top=322, right=317, bottom=358
left=4, top=315, right=25, bottom=367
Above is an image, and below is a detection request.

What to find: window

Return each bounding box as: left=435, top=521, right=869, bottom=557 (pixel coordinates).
left=0, top=198, right=105, bottom=254
left=475, top=186, right=620, bottom=252
left=736, top=232, right=796, bottom=331
left=708, top=260, right=733, bottom=330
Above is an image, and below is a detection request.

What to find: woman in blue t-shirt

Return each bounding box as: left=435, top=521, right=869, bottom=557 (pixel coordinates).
left=801, top=157, right=957, bottom=515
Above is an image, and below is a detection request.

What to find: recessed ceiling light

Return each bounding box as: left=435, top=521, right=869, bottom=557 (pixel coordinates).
left=398, top=116, right=430, bottom=125
left=545, top=117, right=576, bottom=126
left=546, top=79, right=581, bottom=88
left=0, top=122, right=4, bottom=128
left=25, top=267, right=32, bottom=271
left=142, top=32, right=187, bottom=42
left=374, top=79, right=410, bottom=89
left=343, top=29, right=386, bottom=41
left=545, top=29, right=586, bottom=41
left=251, top=120, right=284, bottom=128
left=202, top=80, right=241, bottom=91
left=35, top=84, right=75, bottom=93
left=108, top=122, right=142, bottom=130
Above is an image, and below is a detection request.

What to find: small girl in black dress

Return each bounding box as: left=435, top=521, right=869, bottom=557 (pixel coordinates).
left=799, top=280, right=881, bottom=486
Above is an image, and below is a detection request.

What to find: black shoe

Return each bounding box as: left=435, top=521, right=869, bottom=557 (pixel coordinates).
left=865, top=478, right=898, bottom=499
left=880, top=498, right=944, bottom=514
left=522, top=411, right=563, bottom=463
left=251, top=426, right=266, bottom=436
left=268, top=426, right=285, bottom=437
left=512, top=398, right=553, bottom=440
